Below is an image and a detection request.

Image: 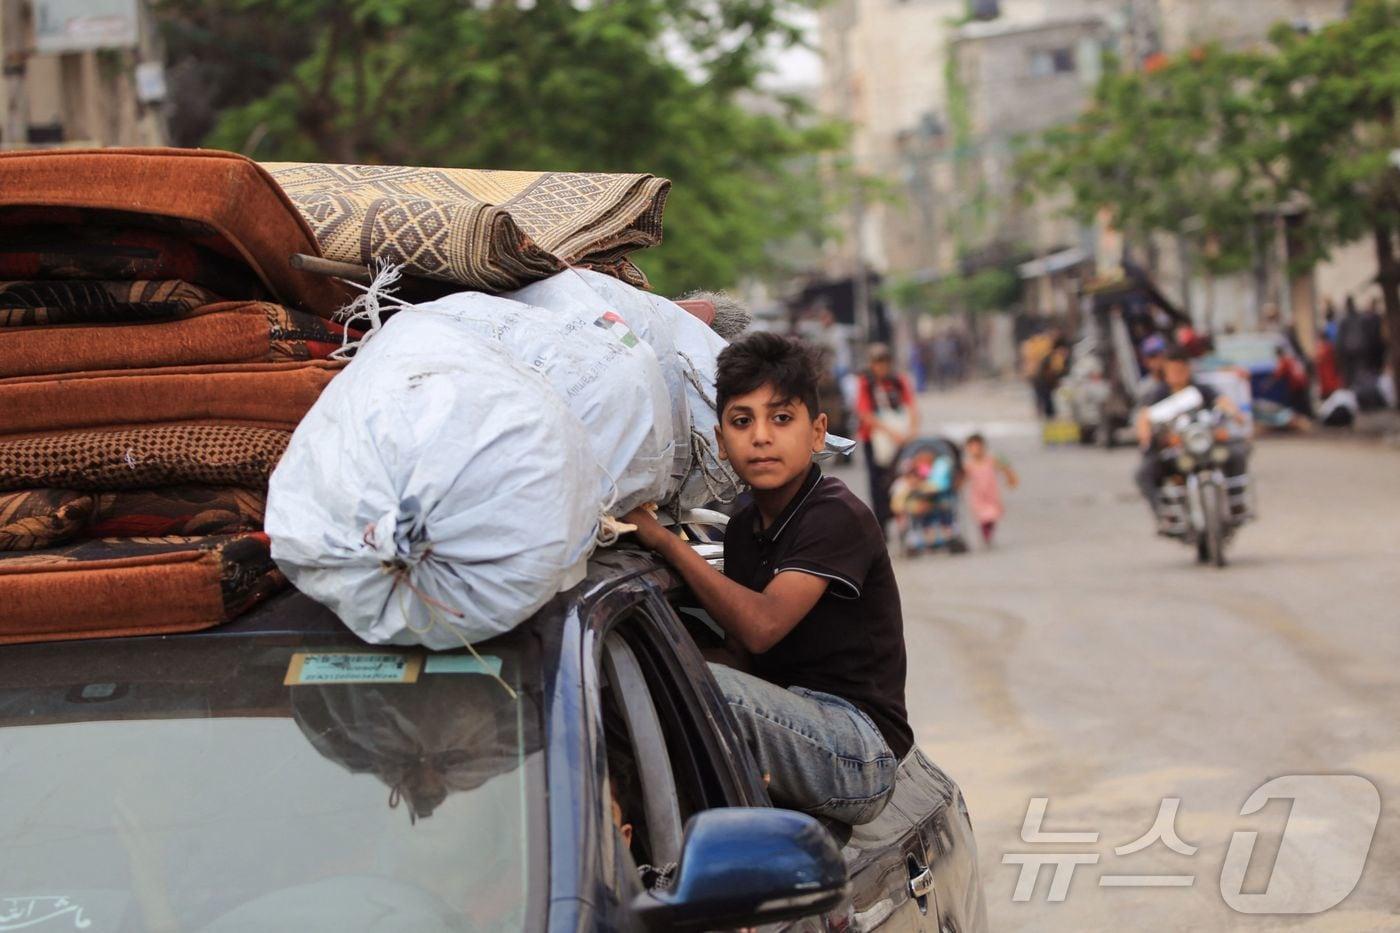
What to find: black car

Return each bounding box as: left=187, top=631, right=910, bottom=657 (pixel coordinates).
left=0, top=546, right=985, bottom=932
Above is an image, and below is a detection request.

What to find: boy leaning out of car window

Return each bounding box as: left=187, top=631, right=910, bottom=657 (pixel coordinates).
left=625, top=333, right=913, bottom=826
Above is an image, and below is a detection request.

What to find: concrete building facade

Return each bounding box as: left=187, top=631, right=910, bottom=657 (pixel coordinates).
left=816, top=0, right=1375, bottom=342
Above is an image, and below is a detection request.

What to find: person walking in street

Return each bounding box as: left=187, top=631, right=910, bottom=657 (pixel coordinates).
left=963, top=433, right=1018, bottom=547
left=1337, top=296, right=1366, bottom=388
left=855, top=343, right=918, bottom=539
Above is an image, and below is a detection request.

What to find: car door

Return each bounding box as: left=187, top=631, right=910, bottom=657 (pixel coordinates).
left=659, top=589, right=943, bottom=933
left=626, top=596, right=844, bottom=932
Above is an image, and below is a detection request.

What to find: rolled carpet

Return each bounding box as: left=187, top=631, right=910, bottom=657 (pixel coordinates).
left=264, top=161, right=670, bottom=291
left=0, top=532, right=284, bottom=644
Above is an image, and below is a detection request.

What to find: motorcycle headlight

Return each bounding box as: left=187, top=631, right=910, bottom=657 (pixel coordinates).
left=1183, top=424, right=1213, bottom=456
left=1177, top=454, right=1197, bottom=472
left=1212, top=446, right=1230, bottom=464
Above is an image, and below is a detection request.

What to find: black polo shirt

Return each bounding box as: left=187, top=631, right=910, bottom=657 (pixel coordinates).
left=724, top=465, right=913, bottom=759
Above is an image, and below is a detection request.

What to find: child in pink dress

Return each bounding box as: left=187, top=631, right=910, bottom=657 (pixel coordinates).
left=963, top=433, right=1018, bottom=546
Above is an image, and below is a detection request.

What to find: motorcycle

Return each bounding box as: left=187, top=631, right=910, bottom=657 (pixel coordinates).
left=1148, top=389, right=1254, bottom=567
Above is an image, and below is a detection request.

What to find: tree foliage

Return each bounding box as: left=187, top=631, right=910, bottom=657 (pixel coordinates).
left=887, top=264, right=1019, bottom=317
left=155, top=0, right=845, bottom=295
left=1026, top=0, right=1400, bottom=392
left=1024, top=48, right=1273, bottom=275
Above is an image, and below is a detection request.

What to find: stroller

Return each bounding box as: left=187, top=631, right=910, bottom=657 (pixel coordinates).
left=889, top=436, right=969, bottom=556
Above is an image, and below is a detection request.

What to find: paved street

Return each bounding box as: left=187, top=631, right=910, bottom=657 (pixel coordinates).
left=831, top=381, right=1400, bottom=931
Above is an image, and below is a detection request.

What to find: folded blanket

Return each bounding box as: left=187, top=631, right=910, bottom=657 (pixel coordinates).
left=0, top=301, right=353, bottom=377
left=0, top=486, right=266, bottom=549
left=0, top=224, right=265, bottom=298
left=0, top=360, right=341, bottom=436
left=265, top=161, right=670, bottom=291
left=0, top=279, right=219, bottom=327
left=0, top=424, right=290, bottom=492
left=0, top=488, right=92, bottom=550
left=0, top=532, right=283, bottom=644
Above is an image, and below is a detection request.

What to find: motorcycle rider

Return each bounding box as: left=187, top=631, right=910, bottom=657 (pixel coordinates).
left=1135, top=334, right=1169, bottom=404
left=1134, top=347, right=1249, bottom=517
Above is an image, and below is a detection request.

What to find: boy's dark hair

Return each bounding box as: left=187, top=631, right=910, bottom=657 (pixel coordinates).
left=1164, top=346, right=1192, bottom=363
left=715, top=331, right=821, bottom=419
left=966, top=432, right=985, bottom=446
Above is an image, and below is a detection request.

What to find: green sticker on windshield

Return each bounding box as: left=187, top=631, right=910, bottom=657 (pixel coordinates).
left=423, top=654, right=503, bottom=677
left=284, top=652, right=422, bottom=685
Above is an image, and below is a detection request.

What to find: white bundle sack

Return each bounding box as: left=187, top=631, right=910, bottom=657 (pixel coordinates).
left=265, top=311, right=605, bottom=649
left=510, top=269, right=742, bottom=509
left=413, top=291, right=676, bottom=513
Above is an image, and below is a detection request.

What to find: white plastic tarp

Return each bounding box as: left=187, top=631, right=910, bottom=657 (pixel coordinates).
left=266, top=311, right=605, bottom=649
left=510, top=269, right=742, bottom=509
left=411, top=291, right=676, bottom=513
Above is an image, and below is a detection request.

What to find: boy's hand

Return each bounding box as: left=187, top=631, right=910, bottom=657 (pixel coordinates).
left=622, top=506, right=675, bottom=551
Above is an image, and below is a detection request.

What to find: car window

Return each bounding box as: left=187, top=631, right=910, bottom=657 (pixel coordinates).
left=615, top=602, right=754, bottom=811
left=599, top=624, right=693, bottom=897
left=0, top=632, right=545, bottom=932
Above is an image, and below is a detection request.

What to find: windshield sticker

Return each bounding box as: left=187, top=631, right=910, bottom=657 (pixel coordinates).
left=423, top=654, right=503, bottom=677
left=0, top=895, right=93, bottom=930
left=284, top=652, right=422, bottom=685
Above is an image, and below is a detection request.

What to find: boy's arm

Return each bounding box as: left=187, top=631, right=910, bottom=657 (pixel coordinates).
left=625, top=509, right=827, bottom=654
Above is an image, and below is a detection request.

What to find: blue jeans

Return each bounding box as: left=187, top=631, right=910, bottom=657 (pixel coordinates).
left=709, top=663, right=898, bottom=825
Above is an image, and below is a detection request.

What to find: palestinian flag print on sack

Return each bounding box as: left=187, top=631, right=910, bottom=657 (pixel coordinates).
left=593, top=311, right=638, bottom=348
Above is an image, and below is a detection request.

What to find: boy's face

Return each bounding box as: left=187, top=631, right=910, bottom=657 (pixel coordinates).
left=715, top=384, right=828, bottom=491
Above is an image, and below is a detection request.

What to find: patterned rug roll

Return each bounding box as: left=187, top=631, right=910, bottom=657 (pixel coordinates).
left=265, top=161, right=670, bottom=291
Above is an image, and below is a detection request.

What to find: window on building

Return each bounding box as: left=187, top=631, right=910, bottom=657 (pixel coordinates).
left=1029, top=47, right=1076, bottom=78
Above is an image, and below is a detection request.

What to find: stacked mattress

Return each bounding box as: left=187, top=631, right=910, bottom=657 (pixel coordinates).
left=0, top=149, right=354, bottom=643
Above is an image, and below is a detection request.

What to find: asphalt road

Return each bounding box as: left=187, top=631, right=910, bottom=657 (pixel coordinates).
left=828, top=380, right=1400, bottom=931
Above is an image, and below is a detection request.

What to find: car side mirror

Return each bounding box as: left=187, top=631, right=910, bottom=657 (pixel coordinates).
left=631, top=807, right=847, bottom=932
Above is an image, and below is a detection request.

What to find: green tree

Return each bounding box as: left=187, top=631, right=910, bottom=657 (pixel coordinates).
left=155, top=0, right=844, bottom=295
left=1257, top=0, right=1400, bottom=394
left=1025, top=47, right=1271, bottom=276
left=1029, top=1, right=1400, bottom=397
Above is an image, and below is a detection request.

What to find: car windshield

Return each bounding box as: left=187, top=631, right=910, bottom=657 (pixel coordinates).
left=0, top=631, right=544, bottom=932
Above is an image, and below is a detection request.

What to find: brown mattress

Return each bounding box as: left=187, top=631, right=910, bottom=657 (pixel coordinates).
left=0, top=301, right=353, bottom=377
left=0, top=360, right=341, bottom=435
left=0, top=532, right=284, bottom=644
left=0, top=148, right=352, bottom=316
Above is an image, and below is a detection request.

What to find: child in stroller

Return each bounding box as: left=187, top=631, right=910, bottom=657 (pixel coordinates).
left=889, top=437, right=969, bottom=556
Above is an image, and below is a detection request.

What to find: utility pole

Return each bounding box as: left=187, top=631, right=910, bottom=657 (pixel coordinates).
left=2, top=0, right=29, bottom=148
left=835, top=0, right=873, bottom=343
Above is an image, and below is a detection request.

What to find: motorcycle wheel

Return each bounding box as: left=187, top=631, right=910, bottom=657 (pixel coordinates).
left=1202, top=481, right=1227, bottom=568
